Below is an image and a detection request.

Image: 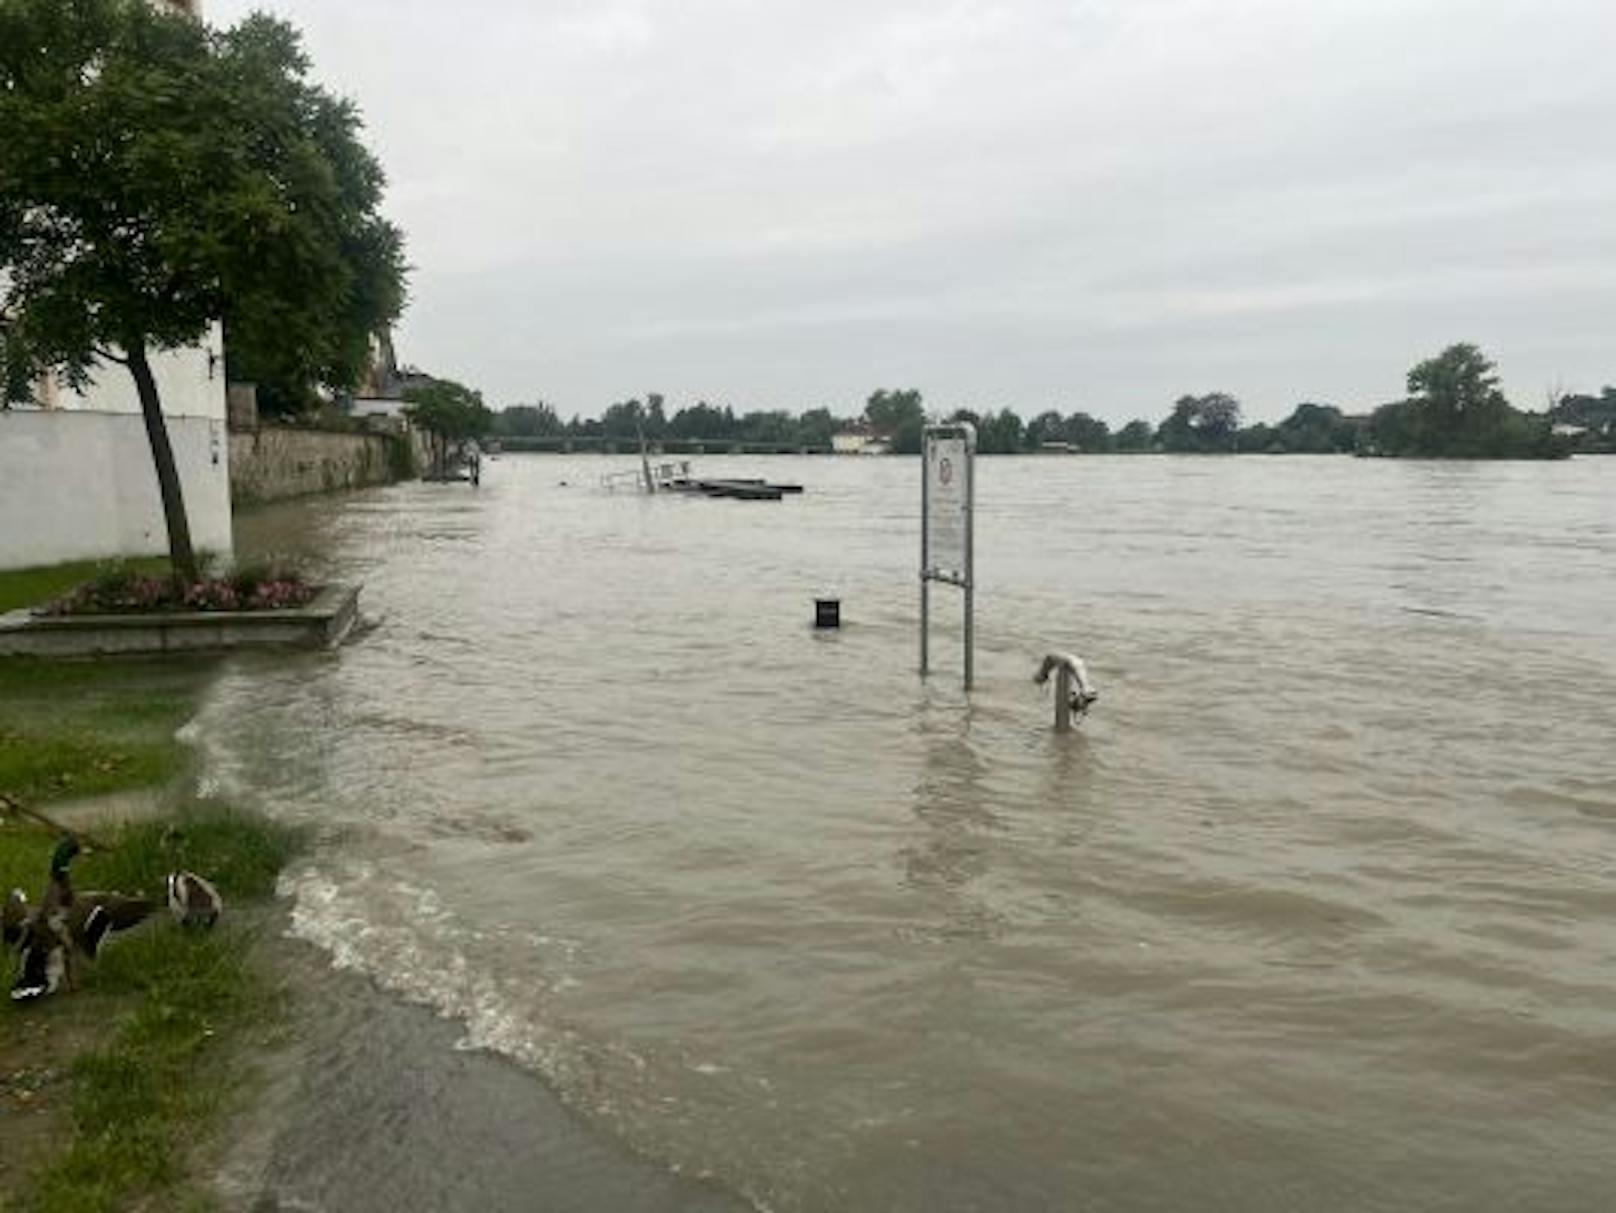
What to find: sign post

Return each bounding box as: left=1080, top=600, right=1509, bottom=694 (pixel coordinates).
left=920, top=422, right=976, bottom=689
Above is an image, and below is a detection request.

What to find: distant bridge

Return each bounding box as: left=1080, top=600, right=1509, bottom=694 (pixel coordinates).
left=495, top=436, right=833, bottom=456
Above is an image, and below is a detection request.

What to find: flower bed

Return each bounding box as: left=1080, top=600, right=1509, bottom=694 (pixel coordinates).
left=43, top=566, right=317, bottom=616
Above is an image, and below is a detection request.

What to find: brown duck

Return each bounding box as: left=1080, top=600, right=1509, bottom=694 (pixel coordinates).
left=9, top=837, right=153, bottom=1002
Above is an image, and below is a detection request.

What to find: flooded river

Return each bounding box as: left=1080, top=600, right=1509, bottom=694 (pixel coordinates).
left=211, top=454, right=1616, bottom=1211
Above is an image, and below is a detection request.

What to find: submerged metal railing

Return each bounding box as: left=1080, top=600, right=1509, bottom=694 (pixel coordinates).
left=599, top=460, right=693, bottom=493
left=1035, top=653, right=1098, bottom=732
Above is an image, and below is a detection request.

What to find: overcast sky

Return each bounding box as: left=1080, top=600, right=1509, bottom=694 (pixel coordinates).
left=209, top=0, right=1616, bottom=423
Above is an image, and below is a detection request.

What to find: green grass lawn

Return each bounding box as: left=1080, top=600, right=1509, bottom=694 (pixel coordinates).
left=0, top=658, right=211, bottom=809
left=0, top=558, right=170, bottom=615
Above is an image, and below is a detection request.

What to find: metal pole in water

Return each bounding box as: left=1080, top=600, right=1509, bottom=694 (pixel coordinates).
left=920, top=438, right=930, bottom=677
left=637, top=421, right=656, bottom=495
left=963, top=427, right=975, bottom=692
left=1035, top=653, right=1097, bottom=733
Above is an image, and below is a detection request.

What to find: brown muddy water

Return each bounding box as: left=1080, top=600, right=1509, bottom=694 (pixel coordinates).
left=214, top=454, right=1616, bottom=1212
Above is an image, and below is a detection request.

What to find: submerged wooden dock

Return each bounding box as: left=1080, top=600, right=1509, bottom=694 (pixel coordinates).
left=672, top=476, right=803, bottom=501
left=600, top=460, right=803, bottom=500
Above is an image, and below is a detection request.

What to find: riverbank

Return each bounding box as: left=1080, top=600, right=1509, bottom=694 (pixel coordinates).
left=1, top=568, right=753, bottom=1213
left=210, top=913, right=749, bottom=1212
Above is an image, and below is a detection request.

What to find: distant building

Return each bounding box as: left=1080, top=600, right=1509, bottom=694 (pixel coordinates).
left=832, top=423, right=892, bottom=456
left=350, top=330, right=434, bottom=427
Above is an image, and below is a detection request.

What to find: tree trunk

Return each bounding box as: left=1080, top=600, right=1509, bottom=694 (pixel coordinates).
left=127, top=338, right=199, bottom=583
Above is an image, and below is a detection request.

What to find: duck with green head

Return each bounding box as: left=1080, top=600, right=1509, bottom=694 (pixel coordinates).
left=9, top=837, right=154, bottom=1002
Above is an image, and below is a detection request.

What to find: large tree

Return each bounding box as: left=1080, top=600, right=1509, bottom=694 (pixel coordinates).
left=1406, top=343, right=1507, bottom=436
left=0, top=0, right=406, bottom=579
left=1062, top=411, right=1111, bottom=452
left=1369, top=343, right=1561, bottom=458
left=1159, top=392, right=1242, bottom=453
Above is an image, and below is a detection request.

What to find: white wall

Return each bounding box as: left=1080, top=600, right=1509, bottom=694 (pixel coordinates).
left=0, top=410, right=233, bottom=570
left=61, top=323, right=227, bottom=422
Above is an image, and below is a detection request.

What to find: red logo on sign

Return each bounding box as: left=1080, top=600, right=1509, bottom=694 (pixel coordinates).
left=939, top=458, right=953, bottom=486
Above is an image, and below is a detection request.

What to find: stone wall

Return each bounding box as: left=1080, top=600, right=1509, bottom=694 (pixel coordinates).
left=229, top=426, right=411, bottom=506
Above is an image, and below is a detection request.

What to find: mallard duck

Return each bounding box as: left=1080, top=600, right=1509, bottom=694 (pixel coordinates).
left=10, top=841, right=72, bottom=1001
left=9, top=837, right=153, bottom=1001
left=10, top=917, right=68, bottom=1002
left=2, top=888, right=26, bottom=949
left=166, top=870, right=223, bottom=928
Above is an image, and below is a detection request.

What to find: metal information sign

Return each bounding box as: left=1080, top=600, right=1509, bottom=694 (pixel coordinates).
left=920, top=422, right=976, bottom=688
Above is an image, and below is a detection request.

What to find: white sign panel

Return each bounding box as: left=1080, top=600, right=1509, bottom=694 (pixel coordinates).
left=925, top=435, right=968, bottom=580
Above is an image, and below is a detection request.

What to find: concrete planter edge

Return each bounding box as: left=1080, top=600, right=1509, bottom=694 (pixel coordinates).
left=0, top=583, right=361, bottom=657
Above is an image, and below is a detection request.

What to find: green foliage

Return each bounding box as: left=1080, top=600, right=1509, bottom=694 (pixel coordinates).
left=1235, top=421, right=1276, bottom=453
left=495, top=398, right=855, bottom=449
left=864, top=388, right=926, bottom=454
left=795, top=407, right=838, bottom=449
left=1025, top=411, right=1064, bottom=447
left=487, top=350, right=1604, bottom=460
left=599, top=396, right=660, bottom=438
left=217, top=13, right=408, bottom=417
left=1158, top=392, right=1242, bottom=452
left=945, top=407, right=1024, bottom=454
left=404, top=376, right=492, bottom=475
left=1365, top=399, right=1419, bottom=454
left=0, top=558, right=168, bottom=614
left=1062, top=411, right=1111, bottom=451
left=0, top=0, right=216, bottom=388
left=403, top=377, right=493, bottom=443
left=1273, top=402, right=1359, bottom=453
left=1113, top=419, right=1156, bottom=451
left=0, top=0, right=406, bottom=571
left=978, top=408, right=1024, bottom=454
left=1233, top=402, right=1361, bottom=453
left=1022, top=410, right=1112, bottom=451
left=0, top=0, right=404, bottom=399
left=495, top=402, right=565, bottom=438
left=385, top=430, right=419, bottom=480
left=1406, top=343, right=1506, bottom=432
left=76, top=803, right=305, bottom=903
left=666, top=401, right=737, bottom=440
left=1365, top=343, right=1567, bottom=458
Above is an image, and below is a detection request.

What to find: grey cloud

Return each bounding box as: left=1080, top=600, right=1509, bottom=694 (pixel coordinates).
left=209, top=0, right=1616, bottom=420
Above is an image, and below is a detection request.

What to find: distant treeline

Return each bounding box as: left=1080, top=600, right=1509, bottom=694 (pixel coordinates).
left=492, top=345, right=1612, bottom=459
left=495, top=395, right=846, bottom=450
